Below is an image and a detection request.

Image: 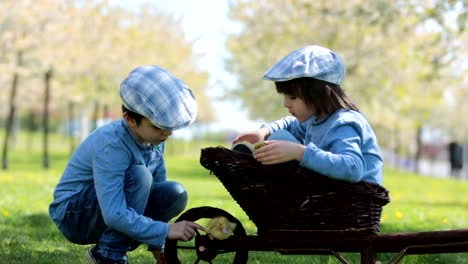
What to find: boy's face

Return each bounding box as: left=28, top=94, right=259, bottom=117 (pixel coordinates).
left=124, top=114, right=172, bottom=145
left=282, top=94, right=315, bottom=122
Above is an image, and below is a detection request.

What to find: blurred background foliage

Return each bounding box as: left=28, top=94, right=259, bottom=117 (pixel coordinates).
left=226, top=0, right=467, bottom=154
left=0, top=0, right=467, bottom=173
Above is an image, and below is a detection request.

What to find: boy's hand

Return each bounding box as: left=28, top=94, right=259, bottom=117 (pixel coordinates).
left=232, top=128, right=270, bottom=145
left=254, top=140, right=305, bottom=164
left=167, top=220, right=206, bottom=242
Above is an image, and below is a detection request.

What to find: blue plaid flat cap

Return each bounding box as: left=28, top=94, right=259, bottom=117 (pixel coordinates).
left=263, top=45, right=345, bottom=85
left=120, top=65, right=197, bottom=130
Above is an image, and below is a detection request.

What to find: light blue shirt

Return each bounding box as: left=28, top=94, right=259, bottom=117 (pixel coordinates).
left=49, top=119, right=169, bottom=247
left=262, top=110, right=383, bottom=184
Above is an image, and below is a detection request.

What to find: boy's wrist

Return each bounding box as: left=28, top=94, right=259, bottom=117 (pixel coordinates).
left=260, top=127, right=270, bottom=139
left=297, top=145, right=306, bottom=161
left=151, top=249, right=166, bottom=264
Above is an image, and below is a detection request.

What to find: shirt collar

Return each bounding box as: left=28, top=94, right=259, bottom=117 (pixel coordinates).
left=309, top=110, right=344, bottom=126
left=121, top=119, right=152, bottom=150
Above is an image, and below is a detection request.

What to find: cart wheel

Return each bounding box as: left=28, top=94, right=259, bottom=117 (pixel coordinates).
left=165, top=206, right=248, bottom=264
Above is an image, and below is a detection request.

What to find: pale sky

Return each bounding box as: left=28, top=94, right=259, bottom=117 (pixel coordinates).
left=109, top=0, right=260, bottom=134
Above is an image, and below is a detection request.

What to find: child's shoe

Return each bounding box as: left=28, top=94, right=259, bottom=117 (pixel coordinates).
left=86, top=246, right=129, bottom=264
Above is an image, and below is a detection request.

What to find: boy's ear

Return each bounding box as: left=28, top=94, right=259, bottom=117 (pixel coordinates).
left=123, top=112, right=136, bottom=127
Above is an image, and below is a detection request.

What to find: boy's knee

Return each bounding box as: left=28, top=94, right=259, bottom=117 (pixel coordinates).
left=145, top=181, right=188, bottom=222
left=126, top=165, right=153, bottom=191
left=167, top=181, right=188, bottom=213
left=170, top=182, right=187, bottom=202
left=268, top=129, right=301, bottom=143
left=168, top=181, right=186, bottom=195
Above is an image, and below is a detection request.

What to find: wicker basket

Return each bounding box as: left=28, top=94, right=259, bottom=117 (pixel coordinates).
left=200, top=146, right=390, bottom=237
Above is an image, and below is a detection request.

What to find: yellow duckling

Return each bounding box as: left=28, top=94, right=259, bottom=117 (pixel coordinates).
left=232, top=141, right=265, bottom=154
left=205, top=216, right=237, bottom=240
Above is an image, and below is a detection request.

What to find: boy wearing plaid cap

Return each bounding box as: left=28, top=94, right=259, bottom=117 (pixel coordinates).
left=233, top=45, right=383, bottom=185
left=49, top=65, right=204, bottom=264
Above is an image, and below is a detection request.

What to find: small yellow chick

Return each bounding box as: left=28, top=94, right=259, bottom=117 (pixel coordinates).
left=205, top=216, right=237, bottom=240
left=252, top=141, right=265, bottom=150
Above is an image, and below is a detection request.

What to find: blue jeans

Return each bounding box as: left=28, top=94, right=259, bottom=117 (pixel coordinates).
left=58, top=165, right=187, bottom=259
left=268, top=129, right=301, bottom=143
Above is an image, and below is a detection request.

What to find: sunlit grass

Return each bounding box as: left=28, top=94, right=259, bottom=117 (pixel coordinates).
left=379, top=168, right=468, bottom=234
left=0, top=133, right=467, bottom=263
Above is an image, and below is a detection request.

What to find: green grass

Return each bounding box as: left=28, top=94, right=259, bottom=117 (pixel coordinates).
left=0, top=136, right=467, bottom=263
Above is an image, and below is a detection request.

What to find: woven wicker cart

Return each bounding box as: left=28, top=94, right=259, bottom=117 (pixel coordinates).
left=164, top=147, right=468, bottom=264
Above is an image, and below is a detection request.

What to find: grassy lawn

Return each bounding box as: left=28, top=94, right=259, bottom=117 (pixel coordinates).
left=0, top=136, right=467, bottom=263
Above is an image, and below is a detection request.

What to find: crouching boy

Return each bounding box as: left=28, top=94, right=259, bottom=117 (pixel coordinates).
left=49, top=65, right=204, bottom=264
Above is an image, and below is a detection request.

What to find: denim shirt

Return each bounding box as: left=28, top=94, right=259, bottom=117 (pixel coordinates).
left=49, top=119, right=169, bottom=247
left=262, top=110, right=383, bottom=184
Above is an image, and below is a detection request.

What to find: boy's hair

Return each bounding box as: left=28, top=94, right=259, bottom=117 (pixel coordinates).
left=122, top=104, right=144, bottom=125
left=275, top=77, right=359, bottom=117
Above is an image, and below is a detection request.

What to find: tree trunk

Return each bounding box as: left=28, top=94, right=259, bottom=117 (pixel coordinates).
left=26, top=110, right=38, bottom=149
left=92, top=100, right=100, bottom=131
left=42, top=69, right=52, bottom=169
left=68, top=101, right=76, bottom=155
left=103, top=104, right=110, bottom=120
left=414, top=126, right=423, bottom=174
left=1, top=52, right=22, bottom=170
left=392, top=126, right=398, bottom=168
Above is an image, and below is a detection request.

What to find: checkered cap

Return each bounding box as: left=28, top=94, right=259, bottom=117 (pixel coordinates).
left=120, top=65, right=197, bottom=130
left=263, top=45, right=345, bottom=85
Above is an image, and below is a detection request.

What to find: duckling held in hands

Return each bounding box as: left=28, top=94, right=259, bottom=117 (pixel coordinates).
left=206, top=216, right=237, bottom=240
left=232, top=141, right=265, bottom=155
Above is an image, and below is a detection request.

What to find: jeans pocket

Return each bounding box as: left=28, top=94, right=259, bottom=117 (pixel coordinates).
left=61, top=208, right=88, bottom=244
left=60, top=197, right=105, bottom=245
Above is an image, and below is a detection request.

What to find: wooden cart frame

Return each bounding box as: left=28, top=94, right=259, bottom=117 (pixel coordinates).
left=165, top=206, right=468, bottom=264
